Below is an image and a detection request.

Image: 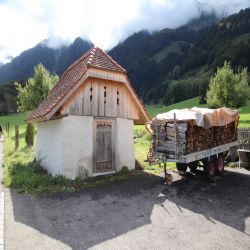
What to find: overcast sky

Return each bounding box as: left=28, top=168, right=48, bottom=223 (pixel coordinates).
left=0, top=0, right=249, bottom=63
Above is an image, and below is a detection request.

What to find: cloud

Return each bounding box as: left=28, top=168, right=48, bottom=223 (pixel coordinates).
left=0, top=0, right=249, bottom=63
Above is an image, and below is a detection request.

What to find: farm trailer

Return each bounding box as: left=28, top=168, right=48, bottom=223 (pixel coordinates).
left=147, top=107, right=239, bottom=183
left=151, top=137, right=238, bottom=182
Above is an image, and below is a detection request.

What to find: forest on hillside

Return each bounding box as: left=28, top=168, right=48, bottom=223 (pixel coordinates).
left=110, top=8, right=250, bottom=105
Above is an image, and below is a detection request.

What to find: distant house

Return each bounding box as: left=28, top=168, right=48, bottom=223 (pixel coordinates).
left=27, top=47, right=150, bottom=179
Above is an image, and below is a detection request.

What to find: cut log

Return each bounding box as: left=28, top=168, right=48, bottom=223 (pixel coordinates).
left=151, top=120, right=237, bottom=158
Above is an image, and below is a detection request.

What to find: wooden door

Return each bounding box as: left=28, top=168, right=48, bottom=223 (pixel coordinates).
left=94, top=121, right=114, bottom=172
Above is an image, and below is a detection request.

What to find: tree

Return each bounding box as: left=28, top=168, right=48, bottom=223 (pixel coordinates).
left=206, top=61, right=250, bottom=108
left=15, top=64, right=58, bottom=112
left=25, top=123, right=35, bottom=147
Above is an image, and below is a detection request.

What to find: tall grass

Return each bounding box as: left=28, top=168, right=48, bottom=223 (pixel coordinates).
left=3, top=135, right=147, bottom=193
left=134, top=125, right=176, bottom=174
left=2, top=119, right=148, bottom=193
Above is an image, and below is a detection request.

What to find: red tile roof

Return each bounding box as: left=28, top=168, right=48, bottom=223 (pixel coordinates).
left=26, top=47, right=126, bottom=121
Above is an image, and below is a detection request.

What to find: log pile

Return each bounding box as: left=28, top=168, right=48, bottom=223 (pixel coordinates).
left=151, top=120, right=237, bottom=158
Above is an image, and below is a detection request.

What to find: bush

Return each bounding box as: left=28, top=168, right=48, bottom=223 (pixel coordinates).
left=135, top=159, right=144, bottom=170
left=119, top=166, right=129, bottom=174
left=25, top=123, right=34, bottom=147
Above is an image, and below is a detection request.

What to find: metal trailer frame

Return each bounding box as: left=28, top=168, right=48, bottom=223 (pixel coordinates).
left=150, top=114, right=239, bottom=182
left=154, top=140, right=239, bottom=180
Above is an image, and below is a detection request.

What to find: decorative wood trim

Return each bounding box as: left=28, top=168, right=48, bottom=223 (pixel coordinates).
left=96, top=120, right=112, bottom=128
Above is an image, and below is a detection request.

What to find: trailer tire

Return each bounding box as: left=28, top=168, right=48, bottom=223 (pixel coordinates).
left=176, top=163, right=187, bottom=174
left=215, top=154, right=224, bottom=176
left=189, top=162, right=197, bottom=173
left=204, top=158, right=216, bottom=180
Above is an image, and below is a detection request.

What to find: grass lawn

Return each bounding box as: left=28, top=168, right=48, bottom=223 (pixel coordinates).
left=146, top=97, right=207, bottom=117
left=2, top=97, right=250, bottom=193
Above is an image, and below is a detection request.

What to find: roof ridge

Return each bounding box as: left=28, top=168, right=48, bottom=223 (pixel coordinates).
left=86, top=47, right=97, bottom=67
left=49, top=47, right=94, bottom=93
left=95, top=47, right=126, bottom=73
left=62, top=47, right=93, bottom=75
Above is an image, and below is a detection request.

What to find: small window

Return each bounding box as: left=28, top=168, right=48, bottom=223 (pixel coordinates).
left=117, top=90, right=119, bottom=105
left=104, top=86, right=107, bottom=98
left=90, top=86, right=93, bottom=102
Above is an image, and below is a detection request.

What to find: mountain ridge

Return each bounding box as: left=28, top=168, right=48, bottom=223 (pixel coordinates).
left=1, top=9, right=250, bottom=115
left=0, top=37, right=94, bottom=84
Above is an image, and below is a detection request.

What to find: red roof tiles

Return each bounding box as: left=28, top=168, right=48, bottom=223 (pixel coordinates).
left=27, top=47, right=126, bottom=121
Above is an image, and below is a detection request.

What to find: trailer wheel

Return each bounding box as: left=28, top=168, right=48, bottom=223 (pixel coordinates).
left=189, top=162, right=197, bottom=172
left=215, top=154, right=224, bottom=175
left=204, top=158, right=215, bottom=179
left=176, top=163, right=187, bottom=174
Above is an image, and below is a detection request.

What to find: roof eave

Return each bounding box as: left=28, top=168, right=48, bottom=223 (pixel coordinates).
left=25, top=115, right=47, bottom=123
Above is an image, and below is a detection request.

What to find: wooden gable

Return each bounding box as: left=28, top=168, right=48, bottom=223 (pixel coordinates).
left=60, top=68, right=143, bottom=122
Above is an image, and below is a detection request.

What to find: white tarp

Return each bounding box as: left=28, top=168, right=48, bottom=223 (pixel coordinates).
left=151, top=107, right=239, bottom=129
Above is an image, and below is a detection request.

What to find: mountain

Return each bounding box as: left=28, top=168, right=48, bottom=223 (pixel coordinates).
left=1, top=9, right=250, bottom=114
left=0, top=37, right=94, bottom=84
left=109, top=12, right=217, bottom=100
left=109, top=9, right=250, bottom=104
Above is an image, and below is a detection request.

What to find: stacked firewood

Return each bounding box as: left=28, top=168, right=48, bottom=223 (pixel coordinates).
left=151, top=120, right=237, bottom=157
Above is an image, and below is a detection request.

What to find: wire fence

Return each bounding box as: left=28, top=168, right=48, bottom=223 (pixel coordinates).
left=238, top=128, right=250, bottom=149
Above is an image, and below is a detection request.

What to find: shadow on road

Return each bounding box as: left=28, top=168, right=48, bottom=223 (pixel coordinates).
left=162, top=168, right=250, bottom=234
left=9, top=168, right=250, bottom=249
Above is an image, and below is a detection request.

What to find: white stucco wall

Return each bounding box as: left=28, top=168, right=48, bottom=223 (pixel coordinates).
left=36, top=116, right=134, bottom=179
left=36, top=119, right=64, bottom=176
left=116, top=118, right=135, bottom=171
left=36, top=116, right=94, bottom=179
left=63, top=116, right=94, bottom=179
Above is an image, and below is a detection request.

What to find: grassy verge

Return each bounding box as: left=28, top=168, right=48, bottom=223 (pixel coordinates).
left=1, top=115, right=174, bottom=193
left=3, top=136, right=150, bottom=193
left=134, top=125, right=176, bottom=175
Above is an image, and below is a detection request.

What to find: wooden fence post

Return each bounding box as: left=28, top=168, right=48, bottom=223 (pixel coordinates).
left=15, top=125, right=19, bottom=150
left=7, top=123, right=10, bottom=137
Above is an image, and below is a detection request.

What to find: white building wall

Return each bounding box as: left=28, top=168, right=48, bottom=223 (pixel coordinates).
left=116, top=118, right=135, bottom=171
left=36, top=116, right=94, bottom=179
left=36, top=119, right=64, bottom=176
left=36, top=116, right=135, bottom=179
left=62, top=116, right=94, bottom=179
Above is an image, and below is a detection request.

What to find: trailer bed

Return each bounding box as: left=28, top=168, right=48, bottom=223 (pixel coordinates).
left=155, top=140, right=239, bottom=164
left=174, top=141, right=239, bottom=163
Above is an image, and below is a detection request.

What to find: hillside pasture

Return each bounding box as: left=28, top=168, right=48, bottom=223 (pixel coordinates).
left=146, top=97, right=207, bottom=117
left=0, top=113, right=32, bottom=149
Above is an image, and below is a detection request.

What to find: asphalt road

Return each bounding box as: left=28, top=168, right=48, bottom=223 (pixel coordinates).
left=4, top=167, right=250, bottom=250
left=0, top=137, right=3, bottom=191
left=0, top=137, right=5, bottom=250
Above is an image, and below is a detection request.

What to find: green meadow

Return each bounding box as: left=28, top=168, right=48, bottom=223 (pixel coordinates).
left=1, top=97, right=250, bottom=192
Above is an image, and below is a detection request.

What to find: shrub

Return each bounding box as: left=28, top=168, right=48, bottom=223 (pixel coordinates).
left=135, top=159, right=144, bottom=170
left=119, top=166, right=129, bottom=174
left=25, top=123, right=34, bottom=147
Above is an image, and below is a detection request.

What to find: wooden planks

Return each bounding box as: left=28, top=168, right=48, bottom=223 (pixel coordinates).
left=61, top=78, right=140, bottom=120
left=151, top=120, right=238, bottom=158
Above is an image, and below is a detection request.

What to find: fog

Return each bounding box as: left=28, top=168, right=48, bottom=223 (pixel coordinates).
left=0, top=0, right=249, bottom=63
